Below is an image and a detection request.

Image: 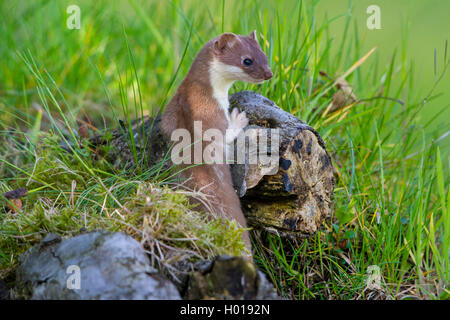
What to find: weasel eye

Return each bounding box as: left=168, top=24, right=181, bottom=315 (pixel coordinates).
left=243, top=58, right=253, bottom=66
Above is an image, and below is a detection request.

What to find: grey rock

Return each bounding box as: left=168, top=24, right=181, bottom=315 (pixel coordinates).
left=14, top=231, right=180, bottom=300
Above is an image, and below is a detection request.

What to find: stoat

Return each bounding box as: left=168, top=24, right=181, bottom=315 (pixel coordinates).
left=161, top=31, right=273, bottom=258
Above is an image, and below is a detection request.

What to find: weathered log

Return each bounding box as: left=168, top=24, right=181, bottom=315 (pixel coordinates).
left=91, top=91, right=335, bottom=239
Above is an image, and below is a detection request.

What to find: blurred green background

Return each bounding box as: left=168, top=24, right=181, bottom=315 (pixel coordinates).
left=315, top=0, right=450, bottom=132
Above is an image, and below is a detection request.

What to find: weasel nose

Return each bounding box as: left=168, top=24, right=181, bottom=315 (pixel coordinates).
left=264, top=70, right=273, bottom=80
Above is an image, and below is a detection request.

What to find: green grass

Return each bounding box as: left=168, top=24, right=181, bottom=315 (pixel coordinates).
left=0, top=0, right=449, bottom=299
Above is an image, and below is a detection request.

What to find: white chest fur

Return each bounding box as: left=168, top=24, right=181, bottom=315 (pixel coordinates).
left=209, top=59, right=249, bottom=149
left=209, top=59, right=243, bottom=123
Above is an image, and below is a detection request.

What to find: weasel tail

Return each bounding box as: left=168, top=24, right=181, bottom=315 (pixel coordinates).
left=161, top=31, right=273, bottom=259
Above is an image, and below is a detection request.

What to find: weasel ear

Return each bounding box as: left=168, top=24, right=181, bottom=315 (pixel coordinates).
left=249, top=30, right=257, bottom=41
left=214, top=33, right=237, bottom=53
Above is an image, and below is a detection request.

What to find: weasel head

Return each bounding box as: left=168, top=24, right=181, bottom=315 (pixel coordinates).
left=211, top=31, right=273, bottom=84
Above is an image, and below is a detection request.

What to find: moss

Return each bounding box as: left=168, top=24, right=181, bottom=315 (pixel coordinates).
left=23, top=133, right=93, bottom=191
left=121, top=183, right=247, bottom=262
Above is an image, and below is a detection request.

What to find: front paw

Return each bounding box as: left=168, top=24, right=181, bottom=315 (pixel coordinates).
left=226, top=108, right=248, bottom=145
left=230, top=108, right=249, bottom=131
